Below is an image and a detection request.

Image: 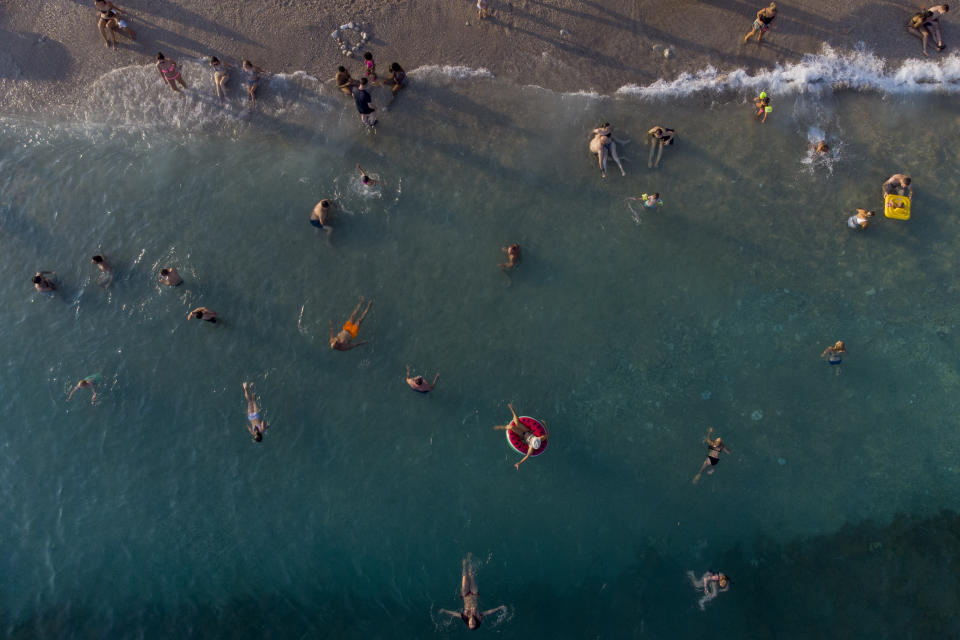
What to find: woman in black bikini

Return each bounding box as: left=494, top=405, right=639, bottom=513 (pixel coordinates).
left=439, top=553, right=506, bottom=629
left=693, top=427, right=731, bottom=483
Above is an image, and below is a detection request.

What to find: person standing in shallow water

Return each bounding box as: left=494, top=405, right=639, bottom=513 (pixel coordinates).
left=439, top=553, right=506, bottom=629
left=330, top=297, right=373, bottom=350
left=406, top=365, right=439, bottom=392
left=743, top=2, right=777, bottom=43
left=242, top=382, right=268, bottom=442
left=693, top=427, right=730, bottom=483
left=156, top=53, right=187, bottom=92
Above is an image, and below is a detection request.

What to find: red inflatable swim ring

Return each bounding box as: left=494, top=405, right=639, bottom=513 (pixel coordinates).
left=506, top=416, right=548, bottom=456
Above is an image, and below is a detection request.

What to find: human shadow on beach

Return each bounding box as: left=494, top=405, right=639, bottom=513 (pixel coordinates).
left=128, top=0, right=257, bottom=46
left=0, top=30, right=72, bottom=81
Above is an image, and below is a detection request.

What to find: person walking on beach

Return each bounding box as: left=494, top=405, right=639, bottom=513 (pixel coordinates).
left=493, top=403, right=549, bottom=470
left=91, top=255, right=113, bottom=287
left=159, top=267, right=182, bottom=286
left=67, top=374, right=100, bottom=405
left=210, top=57, right=232, bottom=101
left=406, top=365, right=439, bottom=393
left=310, top=199, right=333, bottom=234
left=743, top=2, right=777, bottom=44
left=335, top=66, right=356, bottom=95
left=330, top=297, right=373, bottom=351
left=882, top=173, right=913, bottom=198
left=187, top=307, right=218, bottom=323
left=241, top=60, right=266, bottom=103
left=352, top=78, right=377, bottom=126
left=821, top=340, right=847, bottom=375
left=439, top=553, right=506, bottom=629
left=647, top=125, right=674, bottom=167
left=242, top=381, right=268, bottom=442
left=362, top=51, right=378, bottom=82
left=693, top=427, right=731, bottom=484
left=908, top=5, right=950, bottom=56
left=156, top=53, right=187, bottom=92
left=687, top=571, right=730, bottom=611
left=32, top=271, right=56, bottom=292
left=847, top=208, right=875, bottom=230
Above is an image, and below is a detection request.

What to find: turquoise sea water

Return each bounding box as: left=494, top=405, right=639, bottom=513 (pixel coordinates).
left=4, top=60, right=960, bottom=637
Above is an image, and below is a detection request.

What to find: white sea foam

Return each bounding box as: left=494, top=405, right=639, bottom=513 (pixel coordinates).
left=616, top=45, right=960, bottom=98
left=408, top=65, right=494, bottom=81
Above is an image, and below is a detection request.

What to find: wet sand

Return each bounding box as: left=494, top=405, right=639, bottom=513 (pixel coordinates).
left=0, top=0, right=944, bottom=109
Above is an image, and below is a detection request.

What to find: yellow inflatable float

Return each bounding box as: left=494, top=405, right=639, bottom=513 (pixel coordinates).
left=884, top=194, right=911, bottom=220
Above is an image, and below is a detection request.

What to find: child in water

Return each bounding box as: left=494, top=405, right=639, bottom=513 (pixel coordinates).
left=754, top=91, right=772, bottom=123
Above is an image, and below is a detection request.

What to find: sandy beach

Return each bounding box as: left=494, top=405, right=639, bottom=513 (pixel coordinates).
left=0, top=0, right=945, bottom=109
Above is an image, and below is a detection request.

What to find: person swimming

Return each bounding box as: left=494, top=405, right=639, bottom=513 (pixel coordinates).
left=821, top=340, right=847, bottom=375
left=687, top=571, right=730, bottom=610
left=406, top=365, right=439, bottom=393
left=693, top=427, right=731, bottom=484
left=847, top=208, right=875, bottom=230
left=439, top=553, right=506, bottom=629
left=330, top=296, right=373, bottom=351
left=242, top=381, right=268, bottom=442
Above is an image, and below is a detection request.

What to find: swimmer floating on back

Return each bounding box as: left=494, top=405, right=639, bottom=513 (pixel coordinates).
left=687, top=570, right=730, bottom=611
left=847, top=208, right=875, bottom=230
left=493, top=402, right=549, bottom=470
left=242, top=381, right=268, bottom=442
left=406, top=365, right=439, bottom=393
left=330, top=296, right=373, bottom=351
left=693, top=427, right=730, bottom=484
left=439, top=552, right=506, bottom=629
left=647, top=126, right=675, bottom=168
left=821, top=340, right=847, bottom=375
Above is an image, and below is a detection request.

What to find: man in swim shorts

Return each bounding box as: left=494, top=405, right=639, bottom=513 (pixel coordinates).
left=406, top=365, right=439, bottom=393
left=693, top=427, right=731, bottom=483
left=743, top=3, right=777, bottom=43
left=330, top=296, right=373, bottom=351
left=882, top=174, right=913, bottom=198
left=352, top=78, right=377, bottom=126
left=242, top=381, right=268, bottom=442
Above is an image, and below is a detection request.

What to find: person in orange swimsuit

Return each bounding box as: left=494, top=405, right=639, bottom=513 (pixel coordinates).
left=330, top=297, right=373, bottom=350
left=439, top=553, right=506, bottom=629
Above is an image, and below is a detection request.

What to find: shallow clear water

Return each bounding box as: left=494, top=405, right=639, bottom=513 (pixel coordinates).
left=3, top=62, right=960, bottom=637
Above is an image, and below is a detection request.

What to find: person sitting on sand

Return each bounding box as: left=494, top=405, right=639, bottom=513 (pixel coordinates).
left=847, top=208, right=875, bottom=230
left=908, top=5, right=949, bottom=56
left=210, top=57, right=232, bottom=101
left=743, top=2, right=777, bottom=44
left=821, top=340, right=846, bottom=375
left=882, top=173, right=913, bottom=198
left=754, top=92, right=772, bottom=123
left=95, top=1, right=135, bottom=48
left=91, top=255, right=113, bottom=287
left=32, top=271, right=56, bottom=292
left=330, top=297, right=373, bottom=351
left=159, top=267, right=182, bottom=286
left=647, top=126, right=674, bottom=167
left=499, top=243, right=521, bottom=270
left=310, top=199, right=333, bottom=233
left=406, top=365, right=439, bottom=393
left=187, top=307, right=218, bottom=323
left=493, top=403, right=549, bottom=470
left=335, top=66, right=356, bottom=95
left=439, top=553, right=506, bottom=629
left=386, top=62, right=407, bottom=96
left=67, top=375, right=99, bottom=405
left=687, top=571, right=730, bottom=611
left=241, top=60, right=266, bottom=103
left=693, top=427, right=731, bottom=484
left=156, top=53, right=187, bottom=92
left=356, top=164, right=381, bottom=188
left=242, top=381, right=268, bottom=442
